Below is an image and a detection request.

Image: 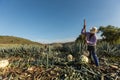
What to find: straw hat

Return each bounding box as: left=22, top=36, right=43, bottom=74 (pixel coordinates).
left=90, top=27, right=98, bottom=33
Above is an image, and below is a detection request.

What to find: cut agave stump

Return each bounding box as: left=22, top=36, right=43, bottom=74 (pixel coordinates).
left=79, top=55, right=89, bottom=64
left=0, top=60, right=9, bottom=68
left=67, top=54, right=73, bottom=62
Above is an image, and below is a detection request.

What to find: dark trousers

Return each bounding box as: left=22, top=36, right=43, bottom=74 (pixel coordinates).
left=87, top=45, right=99, bottom=66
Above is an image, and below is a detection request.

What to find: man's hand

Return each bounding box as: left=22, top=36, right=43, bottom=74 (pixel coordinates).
left=85, top=38, right=89, bottom=43
left=86, top=40, right=90, bottom=44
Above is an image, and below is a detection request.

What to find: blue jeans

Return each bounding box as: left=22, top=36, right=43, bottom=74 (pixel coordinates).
left=87, top=45, right=99, bottom=66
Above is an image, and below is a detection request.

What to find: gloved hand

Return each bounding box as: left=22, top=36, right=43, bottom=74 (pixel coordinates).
left=86, top=40, right=90, bottom=44
left=85, top=38, right=90, bottom=44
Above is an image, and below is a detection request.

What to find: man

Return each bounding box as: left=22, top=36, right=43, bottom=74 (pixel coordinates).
left=81, top=26, right=99, bottom=66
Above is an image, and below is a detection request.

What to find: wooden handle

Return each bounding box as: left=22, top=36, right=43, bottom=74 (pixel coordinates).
left=84, top=19, right=86, bottom=29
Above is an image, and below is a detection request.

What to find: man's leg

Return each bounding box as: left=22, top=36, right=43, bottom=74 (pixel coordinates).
left=92, top=51, right=99, bottom=66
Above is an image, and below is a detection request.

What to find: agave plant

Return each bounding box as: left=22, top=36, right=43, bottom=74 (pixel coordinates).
left=97, top=42, right=119, bottom=57
left=73, top=41, right=87, bottom=60
left=116, top=44, right=120, bottom=56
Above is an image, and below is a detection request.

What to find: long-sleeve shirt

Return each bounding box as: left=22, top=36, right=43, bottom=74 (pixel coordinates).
left=81, top=28, right=97, bottom=46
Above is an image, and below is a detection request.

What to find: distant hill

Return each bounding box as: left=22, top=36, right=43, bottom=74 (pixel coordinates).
left=0, top=35, right=76, bottom=48
left=50, top=41, right=75, bottom=46
left=0, top=36, right=43, bottom=45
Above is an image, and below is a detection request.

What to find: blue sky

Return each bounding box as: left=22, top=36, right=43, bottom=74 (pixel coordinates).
left=0, top=0, right=120, bottom=43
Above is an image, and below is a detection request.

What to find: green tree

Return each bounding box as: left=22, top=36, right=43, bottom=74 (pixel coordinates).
left=98, top=25, right=120, bottom=44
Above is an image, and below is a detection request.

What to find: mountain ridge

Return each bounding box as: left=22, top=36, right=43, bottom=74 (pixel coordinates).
left=0, top=35, right=43, bottom=45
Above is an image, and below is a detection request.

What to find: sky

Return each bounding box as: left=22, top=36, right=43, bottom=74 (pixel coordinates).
left=0, top=0, right=120, bottom=43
